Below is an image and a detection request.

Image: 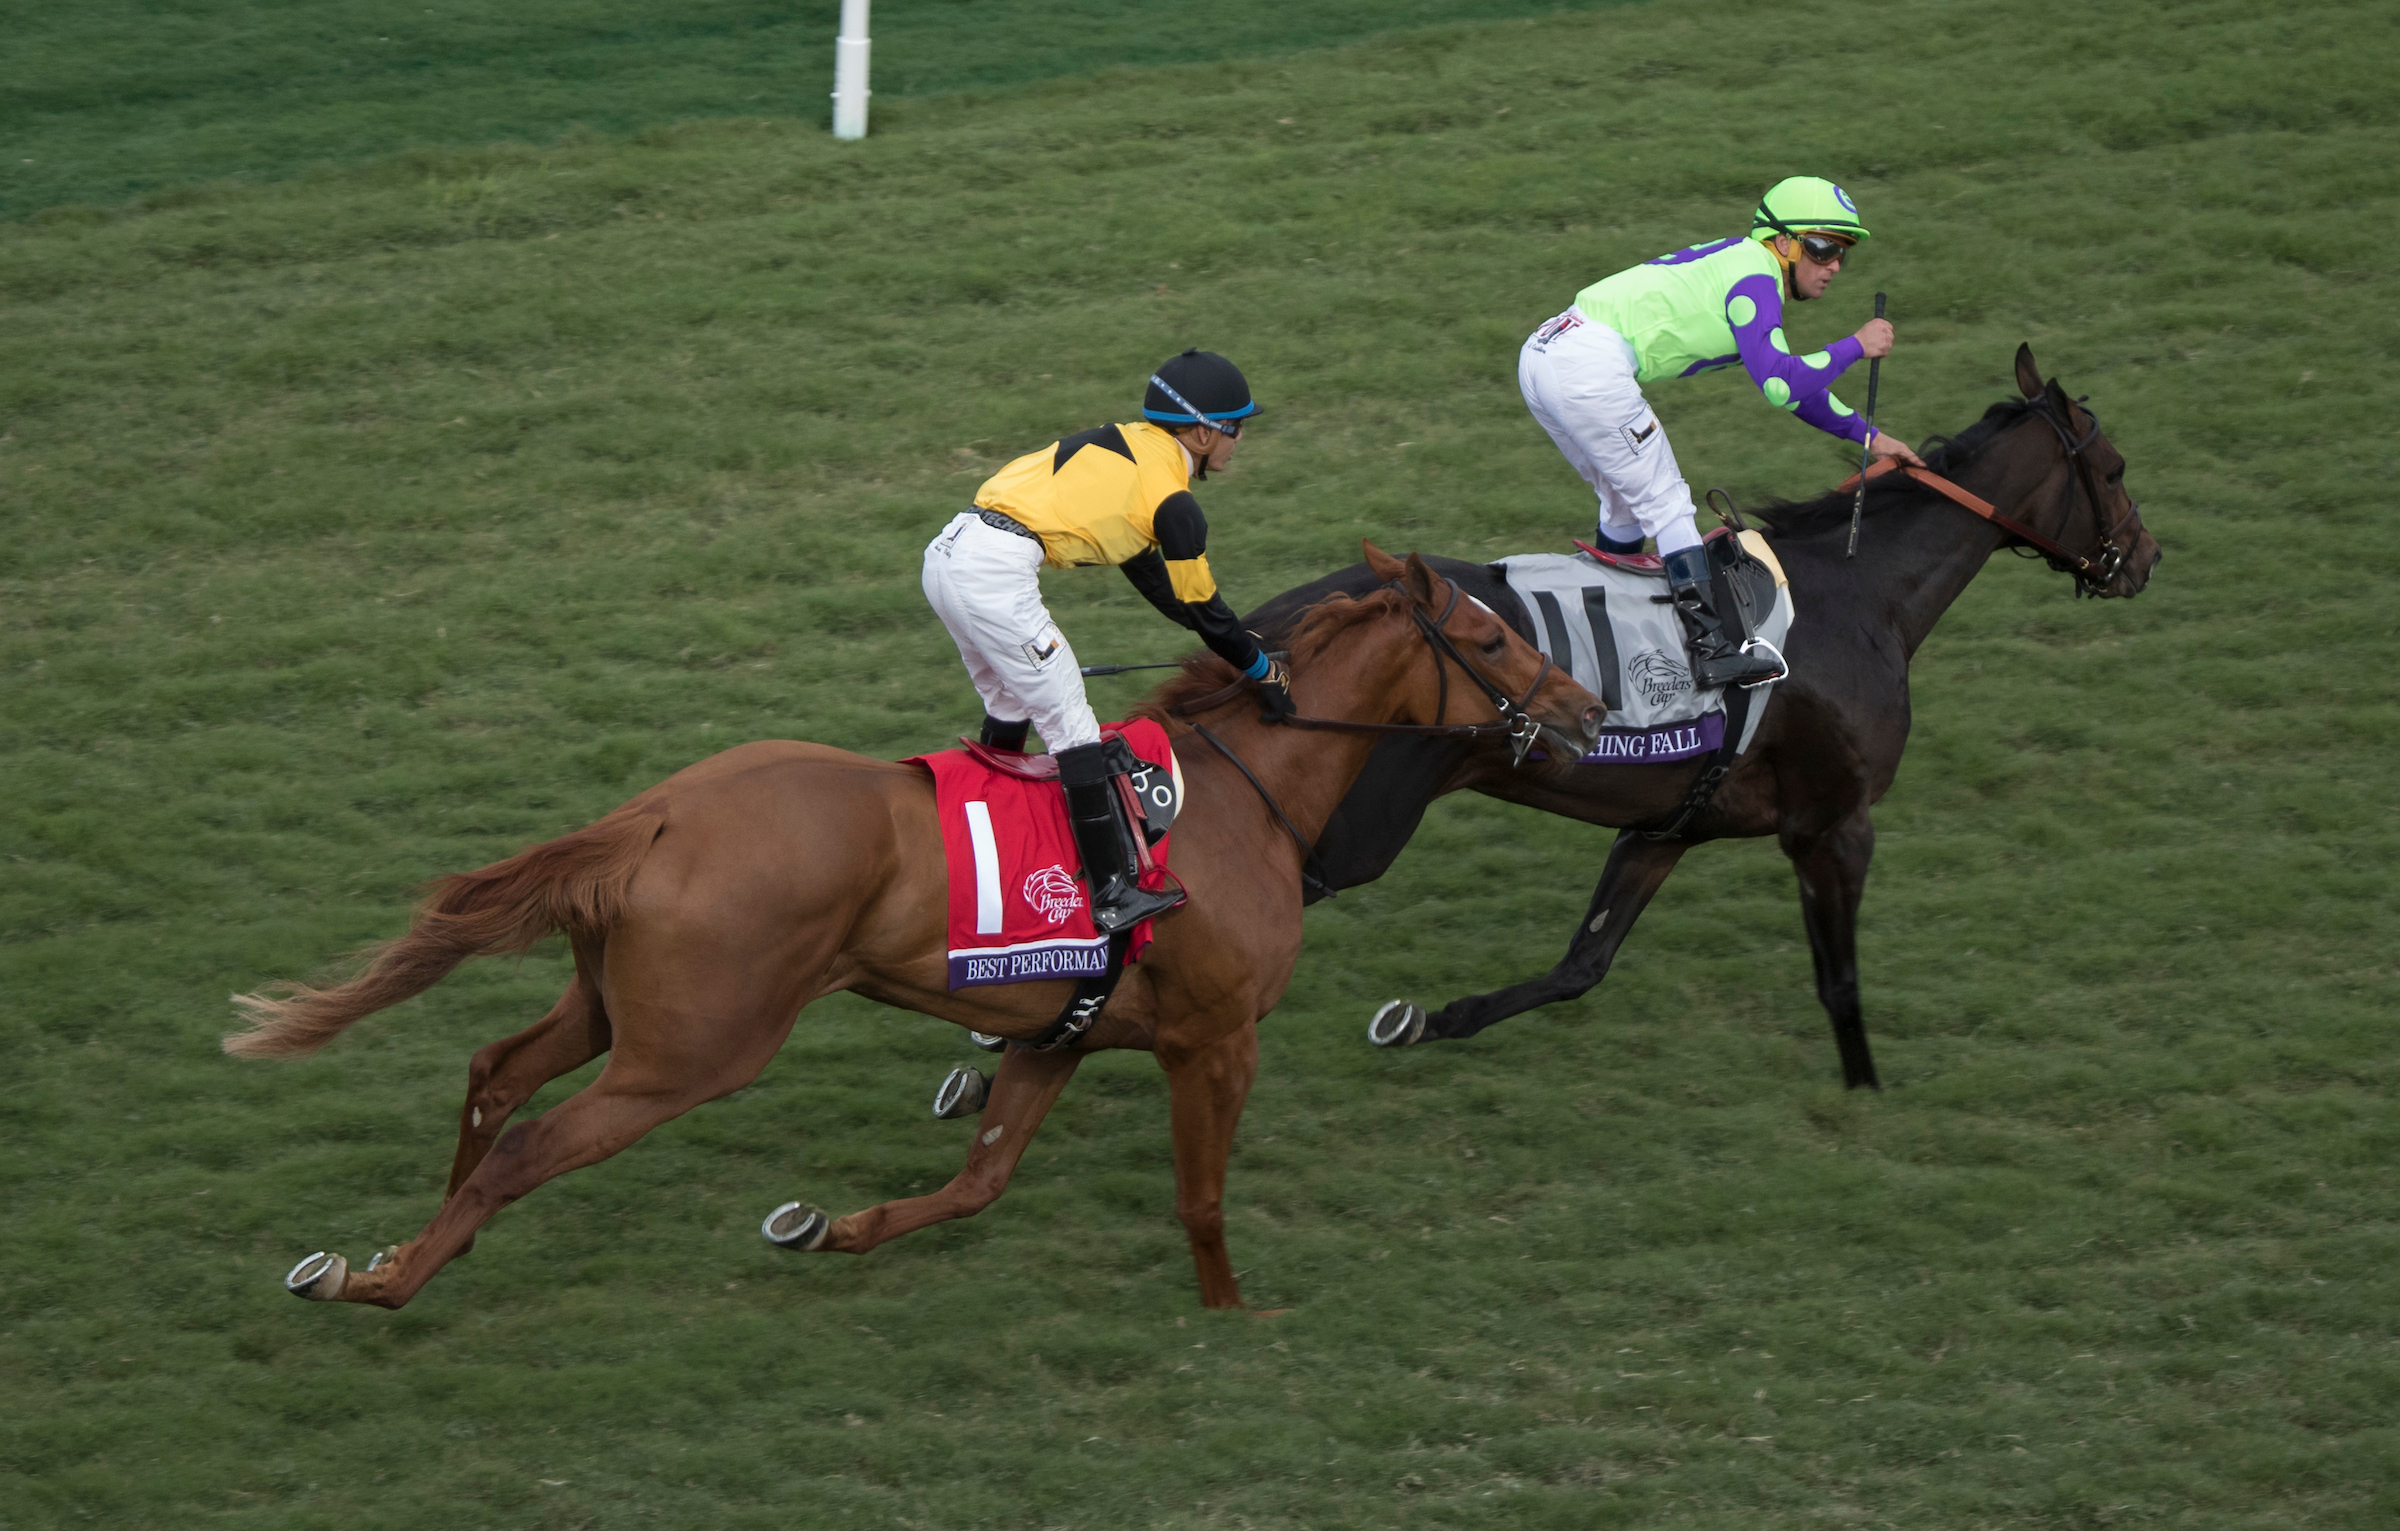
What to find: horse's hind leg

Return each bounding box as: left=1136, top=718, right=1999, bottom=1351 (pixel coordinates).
left=317, top=1039, right=779, bottom=1309
left=1421, top=831, right=1689, bottom=1040
left=305, top=968, right=806, bottom=1310
left=795, top=1044, right=1084, bottom=1255
left=1783, top=809, right=1881, bottom=1090
left=446, top=963, right=612, bottom=1199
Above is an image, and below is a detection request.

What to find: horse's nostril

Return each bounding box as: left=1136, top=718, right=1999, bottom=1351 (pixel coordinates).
left=1581, top=705, right=1603, bottom=740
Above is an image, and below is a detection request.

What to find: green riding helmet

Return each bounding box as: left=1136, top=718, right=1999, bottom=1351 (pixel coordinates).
left=1750, top=176, right=1871, bottom=243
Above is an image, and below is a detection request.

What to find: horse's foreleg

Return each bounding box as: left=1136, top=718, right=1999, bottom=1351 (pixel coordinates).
left=814, top=1045, right=1084, bottom=1255
left=445, top=970, right=612, bottom=1199
left=1423, top=831, right=1689, bottom=1040
left=1783, top=810, right=1880, bottom=1090
left=1160, top=1022, right=1261, bottom=1310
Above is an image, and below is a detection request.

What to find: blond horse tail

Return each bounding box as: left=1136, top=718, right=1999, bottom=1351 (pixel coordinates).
left=222, top=808, right=665, bottom=1060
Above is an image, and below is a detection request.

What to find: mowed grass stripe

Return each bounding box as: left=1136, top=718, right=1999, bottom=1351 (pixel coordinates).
left=1, top=0, right=1648, bottom=219
left=4, top=0, right=2398, bottom=1526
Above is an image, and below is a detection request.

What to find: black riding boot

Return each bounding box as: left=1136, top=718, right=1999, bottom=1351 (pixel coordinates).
left=1591, top=526, right=1645, bottom=555
left=1056, top=742, right=1185, bottom=934
left=1662, top=545, right=1782, bottom=690
left=979, top=714, right=1030, bottom=752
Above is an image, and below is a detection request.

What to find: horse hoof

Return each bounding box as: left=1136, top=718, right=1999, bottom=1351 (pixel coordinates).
left=285, top=1251, right=348, bottom=1301
left=967, top=1031, right=1008, bottom=1054
left=761, top=1201, right=830, bottom=1251
left=932, top=1065, right=990, bottom=1120
left=1368, top=1000, right=1429, bottom=1048
left=366, top=1245, right=400, bottom=1273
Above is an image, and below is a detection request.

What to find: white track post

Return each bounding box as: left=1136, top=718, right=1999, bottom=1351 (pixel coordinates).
left=832, top=0, right=870, bottom=141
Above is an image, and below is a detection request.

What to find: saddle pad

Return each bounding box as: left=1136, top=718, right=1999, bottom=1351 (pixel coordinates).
left=1497, top=530, right=1794, bottom=763
left=903, top=718, right=1178, bottom=991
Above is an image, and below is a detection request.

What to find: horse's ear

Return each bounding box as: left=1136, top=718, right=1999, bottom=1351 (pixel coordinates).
left=1401, top=552, right=1445, bottom=608
left=1362, top=539, right=1405, bottom=583
left=2014, top=343, right=2043, bottom=401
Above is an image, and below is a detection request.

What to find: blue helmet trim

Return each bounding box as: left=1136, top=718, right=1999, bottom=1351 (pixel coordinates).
left=1141, top=403, right=1259, bottom=423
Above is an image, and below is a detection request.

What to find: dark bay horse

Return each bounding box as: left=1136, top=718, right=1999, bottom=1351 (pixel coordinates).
left=1255, top=344, right=2160, bottom=1088
left=227, top=546, right=1602, bottom=1311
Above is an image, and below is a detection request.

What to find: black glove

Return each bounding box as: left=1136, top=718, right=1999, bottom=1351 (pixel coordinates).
left=1255, top=656, right=1295, bottom=722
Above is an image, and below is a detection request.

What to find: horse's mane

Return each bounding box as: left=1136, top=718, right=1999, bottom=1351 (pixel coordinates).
left=1751, top=397, right=2033, bottom=540
left=1133, top=584, right=1412, bottom=724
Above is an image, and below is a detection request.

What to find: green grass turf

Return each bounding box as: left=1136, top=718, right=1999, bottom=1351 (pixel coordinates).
left=6, top=0, right=2399, bottom=1524
left=1, top=0, right=1643, bottom=220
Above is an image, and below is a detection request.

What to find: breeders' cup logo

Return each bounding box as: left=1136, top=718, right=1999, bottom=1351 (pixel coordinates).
left=1628, top=649, right=1693, bottom=707
left=1021, top=863, right=1085, bottom=927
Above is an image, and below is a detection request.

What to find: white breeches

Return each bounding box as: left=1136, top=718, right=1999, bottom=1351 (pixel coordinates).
left=921, top=512, right=1101, bottom=752
left=1518, top=312, right=1703, bottom=555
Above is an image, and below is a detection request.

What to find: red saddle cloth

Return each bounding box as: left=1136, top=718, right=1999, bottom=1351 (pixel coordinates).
left=903, top=718, right=1178, bottom=991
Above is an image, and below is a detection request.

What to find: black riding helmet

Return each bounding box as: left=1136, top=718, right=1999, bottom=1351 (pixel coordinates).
left=1143, top=348, right=1259, bottom=433
left=1143, top=349, right=1257, bottom=481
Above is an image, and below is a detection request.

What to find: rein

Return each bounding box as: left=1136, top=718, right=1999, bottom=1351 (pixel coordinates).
left=1167, top=579, right=1566, bottom=900
left=1187, top=721, right=1336, bottom=900
left=1839, top=395, right=2136, bottom=597
left=1168, top=586, right=1554, bottom=754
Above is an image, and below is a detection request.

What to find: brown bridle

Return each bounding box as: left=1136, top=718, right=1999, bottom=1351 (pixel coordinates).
left=1841, top=393, right=2140, bottom=597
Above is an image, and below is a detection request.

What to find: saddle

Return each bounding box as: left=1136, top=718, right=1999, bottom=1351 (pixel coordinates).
left=1498, top=529, right=1788, bottom=730
left=1572, top=525, right=1786, bottom=659
left=959, top=738, right=1057, bottom=779
left=957, top=734, right=1182, bottom=842
left=904, top=721, right=1189, bottom=1049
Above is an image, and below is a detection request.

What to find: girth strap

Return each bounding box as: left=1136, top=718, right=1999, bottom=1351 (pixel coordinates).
left=1636, top=678, right=1758, bottom=843
left=1024, top=930, right=1132, bottom=1052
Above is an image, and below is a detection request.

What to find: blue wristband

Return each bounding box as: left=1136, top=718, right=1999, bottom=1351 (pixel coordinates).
left=1241, top=650, right=1271, bottom=680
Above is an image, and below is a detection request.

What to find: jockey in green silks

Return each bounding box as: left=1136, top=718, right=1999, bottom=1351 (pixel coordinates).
left=1518, top=175, right=1926, bottom=689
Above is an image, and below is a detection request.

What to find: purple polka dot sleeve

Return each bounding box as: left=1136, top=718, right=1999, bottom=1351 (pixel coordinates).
left=1724, top=273, right=1872, bottom=445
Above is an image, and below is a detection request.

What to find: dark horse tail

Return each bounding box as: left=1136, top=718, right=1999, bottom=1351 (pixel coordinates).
left=223, top=808, right=667, bottom=1060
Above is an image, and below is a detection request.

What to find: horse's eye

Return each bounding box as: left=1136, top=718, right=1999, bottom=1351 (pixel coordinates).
left=1479, top=634, right=1508, bottom=658
left=2106, top=466, right=2124, bottom=483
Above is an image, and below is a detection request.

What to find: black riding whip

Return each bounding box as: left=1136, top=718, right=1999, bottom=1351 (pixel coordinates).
left=1846, top=290, right=1887, bottom=559
left=1081, top=648, right=1289, bottom=679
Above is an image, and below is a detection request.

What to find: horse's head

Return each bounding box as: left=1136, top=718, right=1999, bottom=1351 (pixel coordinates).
left=1357, top=540, right=1604, bottom=762
left=1997, top=343, right=2161, bottom=598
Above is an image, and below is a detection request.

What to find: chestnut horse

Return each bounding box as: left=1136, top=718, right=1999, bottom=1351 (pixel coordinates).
left=227, top=545, right=1602, bottom=1311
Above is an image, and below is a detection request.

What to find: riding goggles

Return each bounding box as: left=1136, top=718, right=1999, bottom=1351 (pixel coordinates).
left=1146, top=373, right=1245, bottom=438
left=1754, top=202, right=1855, bottom=267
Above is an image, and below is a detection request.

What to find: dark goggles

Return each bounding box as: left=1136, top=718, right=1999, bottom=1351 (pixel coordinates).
left=1754, top=202, right=1857, bottom=267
